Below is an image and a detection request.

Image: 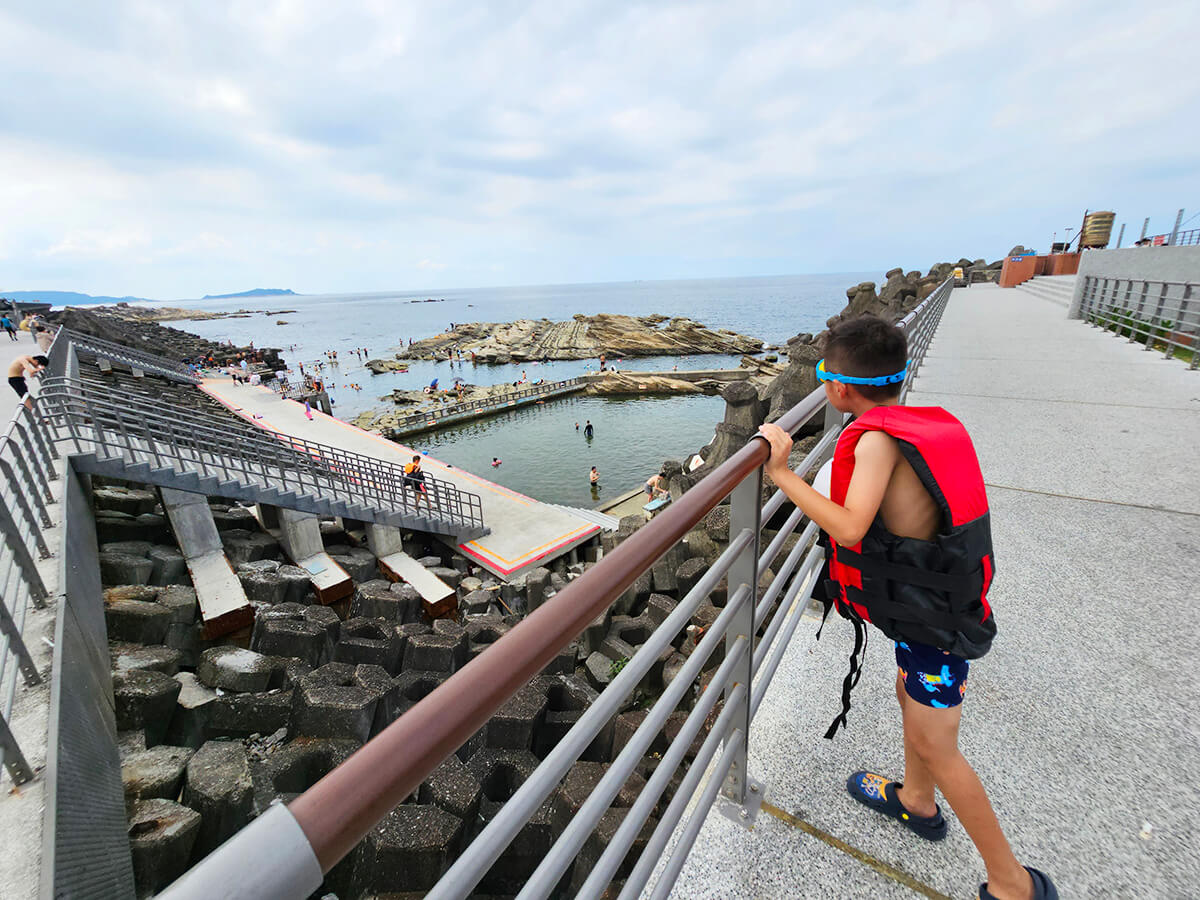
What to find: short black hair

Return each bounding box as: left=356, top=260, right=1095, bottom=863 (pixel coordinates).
left=823, top=315, right=907, bottom=401
left=412, top=455, right=420, bottom=462
left=33, top=355, right=49, bottom=367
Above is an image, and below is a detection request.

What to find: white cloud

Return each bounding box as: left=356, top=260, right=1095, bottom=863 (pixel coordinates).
left=0, top=0, right=1194, bottom=296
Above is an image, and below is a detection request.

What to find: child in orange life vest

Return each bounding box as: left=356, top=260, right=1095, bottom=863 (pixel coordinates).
left=757, top=315, right=1055, bottom=900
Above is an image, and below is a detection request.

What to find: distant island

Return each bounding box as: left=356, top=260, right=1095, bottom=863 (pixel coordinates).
left=1, top=289, right=156, bottom=305
left=202, top=288, right=297, bottom=299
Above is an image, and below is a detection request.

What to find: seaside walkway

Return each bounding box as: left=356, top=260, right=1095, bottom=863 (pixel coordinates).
left=666, top=282, right=1200, bottom=897
left=200, top=379, right=601, bottom=579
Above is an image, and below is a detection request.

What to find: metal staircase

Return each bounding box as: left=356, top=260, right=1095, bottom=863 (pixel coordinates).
left=37, top=376, right=488, bottom=541
left=54, top=327, right=203, bottom=384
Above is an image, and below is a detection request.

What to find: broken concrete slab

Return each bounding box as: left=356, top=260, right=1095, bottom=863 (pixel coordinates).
left=183, top=741, right=254, bottom=862
left=105, top=597, right=172, bottom=646
left=111, top=643, right=183, bottom=677
left=100, top=552, right=155, bottom=586
left=114, top=669, right=182, bottom=747
left=123, top=745, right=195, bottom=805
left=164, top=672, right=218, bottom=749
left=127, top=798, right=202, bottom=898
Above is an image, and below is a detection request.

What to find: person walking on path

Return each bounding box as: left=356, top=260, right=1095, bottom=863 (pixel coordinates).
left=757, top=315, right=1056, bottom=900
left=583, top=420, right=594, bottom=439
left=303, top=399, right=313, bottom=420
left=404, top=455, right=430, bottom=508
left=8, top=354, right=47, bottom=411
left=1, top=315, right=17, bottom=341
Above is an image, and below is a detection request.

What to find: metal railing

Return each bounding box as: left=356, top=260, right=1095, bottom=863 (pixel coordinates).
left=55, top=327, right=202, bottom=384
left=161, top=279, right=953, bottom=899
left=37, top=376, right=488, bottom=536
left=1076, top=275, right=1199, bottom=369
left=1146, top=228, right=1200, bottom=247
left=384, top=377, right=588, bottom=435
left=0, top=400, right=58, bottom=784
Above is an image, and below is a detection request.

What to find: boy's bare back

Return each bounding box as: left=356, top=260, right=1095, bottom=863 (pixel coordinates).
left=857, top=431, right=940, bottom=543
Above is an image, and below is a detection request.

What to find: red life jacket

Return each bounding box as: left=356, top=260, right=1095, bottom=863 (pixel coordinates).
left=817, top=405, right=997, bottom=736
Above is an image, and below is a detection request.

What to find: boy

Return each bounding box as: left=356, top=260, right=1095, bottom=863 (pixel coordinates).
left=404, top=455, right=429, bottom=508
left=757, top=315, right=1055, bottom=900
left=7, top=354, right=48, bottom=411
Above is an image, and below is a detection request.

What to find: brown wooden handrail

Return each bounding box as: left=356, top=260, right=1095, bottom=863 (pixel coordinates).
left=288, top=383, right=829, bottom=871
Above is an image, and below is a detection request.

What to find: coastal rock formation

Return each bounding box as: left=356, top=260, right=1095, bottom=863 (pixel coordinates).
left=585, top=373, right=704, bottom=396
left=398, top=314, right=763, bottom=364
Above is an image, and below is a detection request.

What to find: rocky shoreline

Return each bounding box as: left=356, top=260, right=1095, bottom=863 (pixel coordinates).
left=391, top=313, right=763, bottom=365
left=87, top=303, right=298, bottom=324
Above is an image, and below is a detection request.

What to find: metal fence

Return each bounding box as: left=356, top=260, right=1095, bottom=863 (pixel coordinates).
left=36, top=375, right=488, bottom=537
left=1076, top=275, right=1199, bottom=369
left=160, top=279, right=953, bottom=900
left=55, top=327, right=202, bottom=384
left=0, top=399, right=58, bottom=784
left=1145, top=228, right=1199, bottom=247
left=384, top=377, right=588, bottom=435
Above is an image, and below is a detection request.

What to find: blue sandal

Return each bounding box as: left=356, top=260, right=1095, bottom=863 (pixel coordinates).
left=978, top=867, right=1058, bottom=900
left=846, top=771, right=947, bottom=841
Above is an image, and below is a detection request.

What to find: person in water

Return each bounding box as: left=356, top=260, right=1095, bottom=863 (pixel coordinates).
left=589, top=466, right=599, bottom=485
left=584, top=420, right=594, bottom=438
left=491, top=458, right=502, bottom=467
left=757, top=315, right=1056, bottom=900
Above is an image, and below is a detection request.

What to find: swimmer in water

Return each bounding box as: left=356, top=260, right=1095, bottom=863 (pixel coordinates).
left=492, top=457, right=502, bottom=467
left=589, top=466, right=599, bottom=485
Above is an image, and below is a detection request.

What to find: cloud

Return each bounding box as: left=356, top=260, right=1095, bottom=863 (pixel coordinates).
left=0, top=0, right=1194, bottom=297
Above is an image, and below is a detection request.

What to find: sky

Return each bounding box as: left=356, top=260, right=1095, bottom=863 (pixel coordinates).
left=0, top=0, right=1196, bottom=300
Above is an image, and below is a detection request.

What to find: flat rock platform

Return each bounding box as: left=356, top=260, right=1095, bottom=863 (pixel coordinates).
left=662, top=283, right=1200, bottom=898
left=200, top=380, right=599, bottom=580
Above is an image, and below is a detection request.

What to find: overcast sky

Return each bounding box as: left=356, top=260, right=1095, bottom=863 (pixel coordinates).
left=0, top=0, right=1195, bottom=299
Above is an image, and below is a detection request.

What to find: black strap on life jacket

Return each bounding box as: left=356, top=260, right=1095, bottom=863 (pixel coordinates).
left=824, top=610, right=867, bottom=740
left=832, top=546, right=979, bottom=594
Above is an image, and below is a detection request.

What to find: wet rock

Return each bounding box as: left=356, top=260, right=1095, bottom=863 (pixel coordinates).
left=183, top=741, right=254, bottom=861
left=123, top=745, right=195, bottom=805
left=100, top=552, right=154, bottom=587
left=197, top=647, right=274, bottom=693
left=127, top=798, right=201, bottom=898
left=114, top=670, right=182, bottom=747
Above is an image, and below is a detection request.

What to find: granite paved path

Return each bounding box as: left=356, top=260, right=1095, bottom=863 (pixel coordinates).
left=664, top=283, right=1200, bottom=899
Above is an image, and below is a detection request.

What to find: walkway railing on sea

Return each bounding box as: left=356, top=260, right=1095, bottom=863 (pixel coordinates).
left=381, top=376, right=589, bottom=438
left=156, top=281, right=954, bottom=900
left=1076, top=274, right=1200, bottom=368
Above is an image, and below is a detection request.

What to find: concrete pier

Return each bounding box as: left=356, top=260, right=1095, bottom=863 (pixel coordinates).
left=664, top=283, right=1200, bottom=898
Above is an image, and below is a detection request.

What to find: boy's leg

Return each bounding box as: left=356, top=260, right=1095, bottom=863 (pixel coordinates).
left=902, top=701, right=1032, bottom=900
left=893, top=673, right=938, bottom=818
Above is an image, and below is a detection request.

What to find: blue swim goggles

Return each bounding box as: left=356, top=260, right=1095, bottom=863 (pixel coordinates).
left=815, top=358, right=909, bottom=386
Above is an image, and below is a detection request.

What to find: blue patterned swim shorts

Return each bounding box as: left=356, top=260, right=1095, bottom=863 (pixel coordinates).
left=895, top=640, right=969, bottom=709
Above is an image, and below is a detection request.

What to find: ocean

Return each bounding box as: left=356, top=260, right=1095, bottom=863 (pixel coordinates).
left=171, top=272, right=876, bottom=507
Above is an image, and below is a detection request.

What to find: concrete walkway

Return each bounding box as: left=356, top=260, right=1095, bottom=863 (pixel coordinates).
left=200, top=379, right=599, bottom=580
left=667, top=283, right=1200, bottom=898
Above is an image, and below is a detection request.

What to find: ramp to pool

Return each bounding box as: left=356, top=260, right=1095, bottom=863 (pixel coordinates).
left=200, top=380, right=601, bottom=581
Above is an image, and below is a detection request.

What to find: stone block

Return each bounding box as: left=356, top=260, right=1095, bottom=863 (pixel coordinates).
left=646, top=593, right=679, bottom=628
left=123, top=745, right=195, bottom=805
left=111, top=643, right=182, bottom=677
left=114, top=670, right=182, bottom=747
left=416, top=554, right=442, bottom=568
left=148, top=545, right=189, bottom=586
left=331, top=547, right=377, bottom=583
left=135, top=513, right=171, bottom=544
left=464, top=615, right=509, bottom=658
left=651, top=556, right=679, bottom=593
left=164, top=672, right=217, bottom=749
left=95, top=510, right=148, bottom=545
left=184, top=741, right=254, bottom=861
left=541, top=641, right=578, bottom=676
left=584, top=651, right=614, bottom=691
left=304, top=604, right=340, bottom=639
left=351, top=580, right=416, bottom=623
left=486, top=682, right=547, bottom=751
left=403, top=632, right=466, bottom=674
left=165, top=622, right=201, bottom=668
left=206, top=689, right=293, bottom=740
left=290, top=663, right=388, bottom=743
left=95, top=487, right=158, bottom=515
left=418, top=753, right=482, bottom=825
left=524, top=567, right=551, bottom=612
left=335, top=617, right=403, bottom=673
left=220, top=529, right=281, bottom=565
left=609, top=615, right=653, bottom=646
left=463, top=589, right=493, bottom=616
left=599, top=634, right=635, bottom=664
left=106, top=598, right=172, bottom=646
left=277, top=565, right=313, bottom=605
left=197, top=647, right=274, bottom=693
left=682, top=528, right=719, bottom=563
left=675, top=557, right=709, bottom=597
left=237, top=567, right=289, bottom=606
left=157, top=585, right=197, bottom=625
left=428, top=565, right=462, bottom=590
left=251, top=619, right=331, bottom=667
left=127, top=799, right=201, bottom=898
left=100, top=552, right=154, bottom=587
left=101, top=539, right=152, bottom=557
left=391, top=670, right=446, bottom=723
left=559, top=760, right=645, bottom=817
left=352, top=805, right=464, bottom=896
left=210, top=505, right=258, bottom=531
left=614, top=570, right=651, bottom=617
left=581, top=610, right=610, bottom=656
left=255, top=736, right=359, bottom=806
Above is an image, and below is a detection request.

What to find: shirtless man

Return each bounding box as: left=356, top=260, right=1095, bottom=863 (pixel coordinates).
left=8, top=354, right=47, bottom=410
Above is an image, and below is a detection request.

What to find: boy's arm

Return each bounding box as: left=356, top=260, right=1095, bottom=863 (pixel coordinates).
left=757, top=424, right=897, bottom=547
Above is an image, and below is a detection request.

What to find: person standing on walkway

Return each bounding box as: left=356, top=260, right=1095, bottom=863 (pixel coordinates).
left=405, top=455, right=430, bottom=508
left=34, top=325, right=53, bottom=353
left=8, top=354, right=47, bottom=411
left=303, top=399, right=313, bottom=420
left=584, top=420, right=594, bottom=438
left=758, top=315, right=1056, bottom=900
left=1, top=314, right=16, bottom=341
